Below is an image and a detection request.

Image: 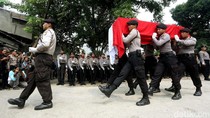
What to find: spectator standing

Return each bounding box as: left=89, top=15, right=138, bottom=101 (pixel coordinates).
left=67, top=53, right=78, bottom=86
left=57, top=50, right=67, bottom=85
left=199, top=45, right=210, bottom=81
left=0, top=49, right=10, bottom=89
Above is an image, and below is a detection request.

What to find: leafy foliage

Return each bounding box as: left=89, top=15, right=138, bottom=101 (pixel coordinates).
left=0, top=0, right=14, bottom=7
left=10, top=0, right=176, bottom=54
left=171, top=0, right=210, bottom=51
left=0, top=0, right=7, bottom=7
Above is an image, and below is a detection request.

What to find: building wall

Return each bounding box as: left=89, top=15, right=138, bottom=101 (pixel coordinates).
left=0, top=35, right=18, bottom=49
left=0, top=8, right=32, bottom=50
left=0, top=8, right=32, bottom=39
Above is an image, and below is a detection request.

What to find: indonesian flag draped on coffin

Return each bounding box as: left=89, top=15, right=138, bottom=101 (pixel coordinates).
left=108, top=17, right=183, bottom=64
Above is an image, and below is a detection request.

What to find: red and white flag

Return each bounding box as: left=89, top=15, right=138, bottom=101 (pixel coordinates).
left=108, top=17, right=183, bottom=64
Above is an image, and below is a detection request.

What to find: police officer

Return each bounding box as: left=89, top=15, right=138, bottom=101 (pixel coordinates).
left=144, top=44, right=158, bottom=80
left=8, top=50, right=18, bottom=70
left=99, top=20, right=150, bottom=106
left=99, top=54, right=109, bottom=83
left=0, top=49, right=10, bottom=90
left=144, top=44, right=159, bottom=92
left=113, top=54, right=119, bottom=66
left=165, top=28, right=202, bottom=96
left=57, top=50, right=67, bottom=85
left=89, top=53, right=99, bottom=84
left=106, top=55, right=114, bottom=78
left=98, top=52, right=136, bottom=96
left=8, top=18, right=56, bottom=110
left=86, top=55, right=92, bottom=83
left=67, top=52, right=78, bottom=86
left=149, top=23, right=182, bottom=100
left=199, top=45, right=210, bottom=81
left=78, top=53, right=87, bottom=85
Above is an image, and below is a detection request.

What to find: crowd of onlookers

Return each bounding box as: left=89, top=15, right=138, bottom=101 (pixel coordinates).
left=0, top=48, right=118, bottom=90
left=0, top=45, right=210, bottom=90
left=0, top=48, right=34, bottom=90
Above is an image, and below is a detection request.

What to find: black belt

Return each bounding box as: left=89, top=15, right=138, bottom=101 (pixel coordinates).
left=178, top=53, right=194, bottom=57
left=129, top=49, right=142, bottom=55
left=128, top=51, right=136, bottom=56
left=35, top=53, right=52, bottom=56
left=160, top=51, right=174, bottom=56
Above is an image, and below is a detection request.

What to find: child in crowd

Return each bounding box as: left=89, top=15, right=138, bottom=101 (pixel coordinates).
left=8, top=66, right=27, bottom=90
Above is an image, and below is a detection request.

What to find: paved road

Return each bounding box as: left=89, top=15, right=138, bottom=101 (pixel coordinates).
left=0, top=77, right=210, bottom=118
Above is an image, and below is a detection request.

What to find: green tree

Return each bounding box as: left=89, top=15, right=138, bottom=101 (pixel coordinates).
left=0, top=0, right=15, bottom=7
left=0, top=0, right=7, bottom=7
left=12, top=0, right=176, bottom=54
left=171, top=0, right=210, bottom=50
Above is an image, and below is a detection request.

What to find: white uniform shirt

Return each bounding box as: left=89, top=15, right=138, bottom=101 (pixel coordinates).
left=36, top=28, right=56, bottom=55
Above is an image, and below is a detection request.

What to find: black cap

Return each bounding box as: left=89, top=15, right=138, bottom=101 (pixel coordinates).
left=44, top=18, right=55, bottom=24
left=156, top=23, right=167, bottom=29
left=127, top=20, right=138, bottom=26
left=180, top=28, right=191, bottom=33
left=201, top=45, right=207, bottom=48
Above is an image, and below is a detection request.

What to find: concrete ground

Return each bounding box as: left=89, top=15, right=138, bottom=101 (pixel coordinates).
left=0, top=77, right=210, bottom=118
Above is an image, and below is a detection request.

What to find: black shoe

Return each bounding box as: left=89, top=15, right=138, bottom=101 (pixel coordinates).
left=165, top=85, right=175, bottom=92
left=153, top=88, right=161, bottom=93
left=98, top=85, right=103, bottom=88
left=80, top=83, right=86, bottom=85
left=204, top=78, right=210, bottom=81
left=34, top=102, right=53, bottom=110
left=98, top=84, right=110, bottom=89
left=194, top=89, right=202, bottom=96
left=125, top=89, right=135, bottom=96
left=69, top=83, right=75, bottom=86
left=70, top=83, right=76, bottom=86
left=56, top=83, right=61, bottom=85
left=13, top=87, right=20, bottom=90
left=8, top=98, right=25, bottom=108
left=148, top=87, right=155, bottom=96
left=136, top=97, right=150, bottom=106
left=98, top=84, right=116, bottom=98
left=91, top=82, right=96, bottom=85
left=2, top=86, right=10, bottom=90
left=172, top=91, right=181, bottom=100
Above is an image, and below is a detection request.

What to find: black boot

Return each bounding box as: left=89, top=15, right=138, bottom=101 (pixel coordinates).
left=125, top=88, right=135, bottom=96
left=136, top=97, right=150, bottom=106
left=98, top=83, right=110, bottom=89
left=153, top=88, right=161, bottom=93
left=148, top=87, right=155, bottom=96
left=8, top=98, right=25, bottom=108
left=172, top=91, right=181, bottom=100
left=165, top=85, right=175, bottom=92
left=98, top=84, right=117, bottom=98
left=194, top=88, right=202, bottom=96
left=34, top=102, right=53, bottom=110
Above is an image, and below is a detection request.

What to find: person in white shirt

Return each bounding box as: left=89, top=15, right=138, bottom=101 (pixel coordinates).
left=67, top=52, right=78, bottom=86
left=78, top=53, right=88, bottom=85
left=57, top=50, right=67, bottom=85
left=8, top=18, right=56, bottom=110
left=199, top=45, right=210, bottom=81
